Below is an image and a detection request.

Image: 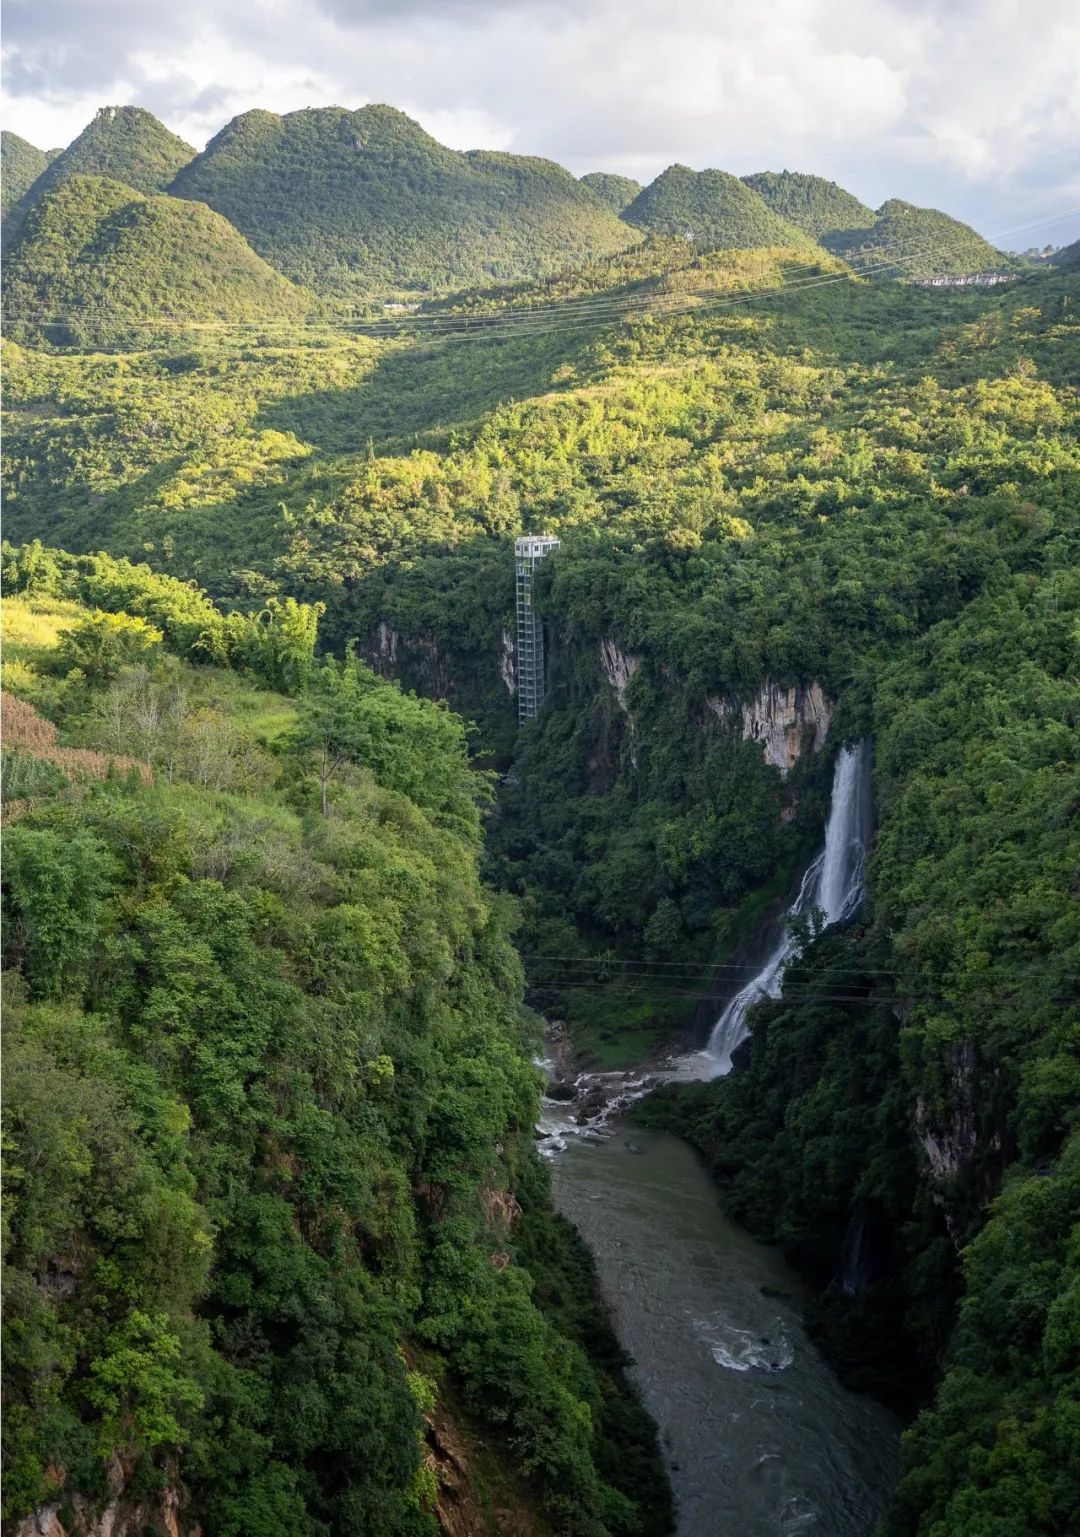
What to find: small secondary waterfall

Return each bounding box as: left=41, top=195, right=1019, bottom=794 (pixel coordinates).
left=705, top=741, right=873, bottom=1075
left=839, top=1214, right=874, bottom=1295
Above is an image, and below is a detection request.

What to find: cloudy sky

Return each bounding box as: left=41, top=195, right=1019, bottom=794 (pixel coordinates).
left=3, top=0, right=1078, bottom=246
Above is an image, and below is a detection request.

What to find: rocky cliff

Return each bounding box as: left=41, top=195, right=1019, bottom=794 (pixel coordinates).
left=706, top=681, right=832, bottom=775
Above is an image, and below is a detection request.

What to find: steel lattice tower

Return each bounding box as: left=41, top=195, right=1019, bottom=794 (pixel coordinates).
left=515, top=535, right=560, bottom=723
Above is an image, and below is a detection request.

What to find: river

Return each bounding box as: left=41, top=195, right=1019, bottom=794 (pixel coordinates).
left=544, top=742, right=900, bottom=1531
left=551, top=1126, right=900, bottom=1536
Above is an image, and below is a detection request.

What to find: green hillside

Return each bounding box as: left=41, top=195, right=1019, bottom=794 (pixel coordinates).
left=1, top=561, right=670, bottom=1537
left=580, top=170, right=642, bottom=213
left=742, top=174, right=1010, bottom=278
left=1, top=132, right=53, bottom=222
left=824, top=197, right=1009, bottom=277
left=169, top=104, right=639, bottom=301
left=8, top=106, right=195, bottom=233
left=623, top=164, right=815, bottom=251
left=2, top=174, right=311, bottom=344
left=1050, top=237, right=1080, bottom=268
left=742, top=169, right=875, bottom=239
left=2, top=97, right=1078, bottom=1537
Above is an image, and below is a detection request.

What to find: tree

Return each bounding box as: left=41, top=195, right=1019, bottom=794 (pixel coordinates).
left=58, top=609, right=163, bottom=681
left=2, top=826, right=115, bottom=997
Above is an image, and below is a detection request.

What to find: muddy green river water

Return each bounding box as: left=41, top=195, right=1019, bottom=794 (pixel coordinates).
left=551, top=1127, right=900, bottom=1537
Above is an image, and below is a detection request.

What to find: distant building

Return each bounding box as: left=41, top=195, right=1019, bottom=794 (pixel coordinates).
left=910, top=272, right=1019, bottom=288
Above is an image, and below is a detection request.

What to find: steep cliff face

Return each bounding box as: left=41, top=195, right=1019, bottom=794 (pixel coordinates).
left=599, top=637, right=640, bottom=713
left=363, top=619, right=519, bottom=751
left=598, top=638, right=641, bottom=769
left=18, top=1460, right=194, bottom=1537
left=706, top=681, right=832, bottom=775
left=367, top=626, right=450, bottom=696
left=373, top=617, right=398, bottom=666
left=913, top=1041, right=1006, bottom=1242
left=499, top=628, right=516, bottom=696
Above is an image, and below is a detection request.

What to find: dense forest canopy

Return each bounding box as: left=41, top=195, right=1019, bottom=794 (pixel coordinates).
left=1, top=556, right=671, bottom=1537
left=622, top=164, right=817, bottom=251
left=6, top=106, right=195, bottom=235
left=2, top=95, right=1079, bottom=1537
left=1, top=130, right=56, bottom=223
left=167, top=104, right=640, bottom=301
left=579, top=172, right=643, bottom=215
left=742, top=169, right=875, bottom=239
left=2, top=174, right=313, bottom=345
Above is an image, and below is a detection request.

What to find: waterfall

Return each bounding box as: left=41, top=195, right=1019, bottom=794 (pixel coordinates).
left=839, top=1213, right=874, bottom=1295
left=704, top=741, right=873, bottom=1076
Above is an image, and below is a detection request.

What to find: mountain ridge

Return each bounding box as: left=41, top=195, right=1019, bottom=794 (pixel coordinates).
left=742, top=169, right=876, bottom=239
left=6, top=106, right=196, bottom=236
left=623, top=164, right=817, bottom=252
left=1, top=131, right=55, bottom=223
left=580, top=170, right=643, bottom=213
left=3, top=172, right=311, bottom=343
left=822, top=196, right=1010, bottom=277
left=168, top=103, right=640, bottom=300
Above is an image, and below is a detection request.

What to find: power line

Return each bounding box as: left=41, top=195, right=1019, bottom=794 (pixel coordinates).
left=8, top=199, right=1076, bottom=342
left=518, top=954, right=1080, bottom=982
left=522, top=979, right=1074, bottom=1007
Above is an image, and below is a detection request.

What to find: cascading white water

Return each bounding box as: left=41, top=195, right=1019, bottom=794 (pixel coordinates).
left=704, top=741, right=873, bottom=1076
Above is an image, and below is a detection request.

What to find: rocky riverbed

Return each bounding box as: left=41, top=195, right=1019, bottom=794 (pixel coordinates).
left=535, top=1019, right=711, bottom=1156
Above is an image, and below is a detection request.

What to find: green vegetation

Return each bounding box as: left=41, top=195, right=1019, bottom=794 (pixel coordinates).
left=579, top=173, right=642, bottom=215
left=823, top=198, right=1010, bottom=277
left=623, top=164, right=817, bottom=250
left=1050, top=237, right=1080, bottom=268
left=2, top=140, right=1078, bottom=1537
left=1, top=560, right=670, bottom=1536
left=742, top=177, right=1013, bottom=278
left=1, top=131, right=54, bottom=223
left=2, top=174, right=313, bottom=345
left=7, top=106, right=194, bottom=233
left=169, top=105, right=639, bottom=300
left=641, top=565, right=1080, bottom=1531
left=742, top=169, right=875, bottom=239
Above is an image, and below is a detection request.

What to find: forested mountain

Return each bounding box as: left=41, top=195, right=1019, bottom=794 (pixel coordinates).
left=6, top=106, right=195, bottom=233
left=743, top=173, right=1009, bottom=276
left=823, top=196, right=1009, bottom=276
left=1050, top=236, right=1080, bottom=267
left=1, top=552, right=670, bottom=1537
left=1, top=131, right=56, bottom=222
left=579, top=170, right=643, bottom=213
left=169, top=104, right=639, bottom=300
left=2, top=174, right=312, bottom=344
left=2, top=105, right=1078, bottom=1537
left=742, top=168, right=875, bottom=239
left=623, top=163, right=815, bottom=250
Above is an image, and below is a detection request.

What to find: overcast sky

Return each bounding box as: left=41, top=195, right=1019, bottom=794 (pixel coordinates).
left=3, top=0, right=1078, bottom=247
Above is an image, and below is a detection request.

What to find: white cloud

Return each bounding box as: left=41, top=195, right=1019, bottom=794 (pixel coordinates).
left=2, top=0, right=1077, bottom=244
